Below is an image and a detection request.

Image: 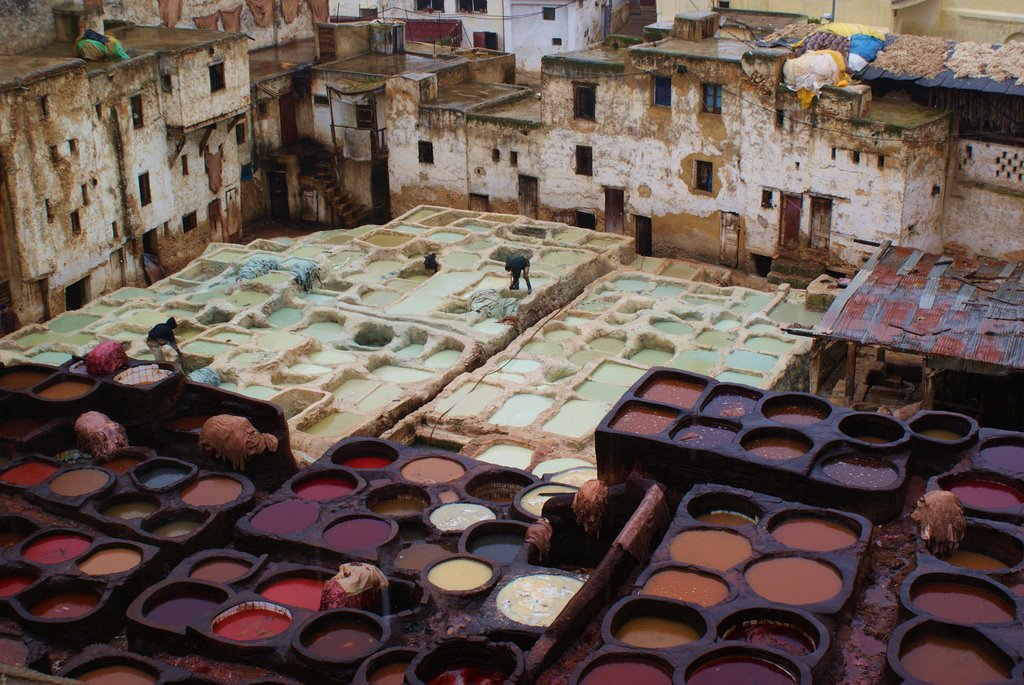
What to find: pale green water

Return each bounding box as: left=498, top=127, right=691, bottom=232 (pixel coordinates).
left=232, top=352, right=263, bottom=366
left=716, top=371, right=766, bottom=387
left=205, top=249, right=248, bottom=263
left=303, top=321, right=345, bottom=342
left=460, top=223, right=492, bottom=233
left=686, top=297, right=724, bottom=308
left=748, top=323, right=779, bottom=335
left=613, top=278, right=646, bottom=292
left=551, top=466, right=599, bottom=487
left=662, top=262, right=698, bottom=280
left=523, top=341, right=563, bottom=356
left=652, top=285, right=684, bottom=298
left=372, top=365, right=433, bottom=384
left=476, top=275, right=513, bottom=292
left=591, top=337, right=625, bottom=353
left=304, top=411, right=364, bottom=437
left=48, top=314, right=98, bottom=333
left=726, top=350, right=777, bottom=372
left=183, top=340, right=234, bottom=356
left=207, top=331, right=250, bottom=345
left=404, top=208, right=441, bottom=222
left=358, top=384, right=401, bottom=412
left=229, top=291, right=270, bottom=306
left=672, top=350, right=722, bottom=374
left=310, top=349, right=357, bottom=364
left=365, top=259, right=404, bottom=274
left=120, top=311, right=169, bottom=327
left=388, top=278, right=422, bottom=292
left=256, top=332, right=305, bottom=351
left=240, top=385, right=278, bottom=399
left=543, top=329, right=576, bottom=342
left=30, top=351, right=72, bottom=365
left=363, top=233, right=410, bottom=248
left=466, top=239, right=495, bottom=252
left=554, top=227, right=588, bottom=244
left=540, top=251, right=583, bottom=267
left=488, top=394, right=554, bottom=427
left=328, top=251, right=364, bottom=267
left=590, top=362, right=644, bottom=386
left=542, top=400, right=609, bottom=438
left=563, top=316, right=592, bottom=326
left=162, top=308, right=198, bottom=320
left=424, top=349, right=461, bottom=369
left=586, top=237, right=620, bottom=250
left=575, top=298, right=611, bottom=312
left=713, top=319, right=740, bottom=331
left=290, top=246, right=328, bottom=259
left=490, top=372, right=526, bottom=384
left=429, top=231, right=466, bottom=243
left=17, top=333, right=65, bottom=346
left=435, top=383, right=501, bottom=417
left=396, top=343, right=425, bottom=358
left=219, top=382, right=238, bottom=391
left=334, top=378, right=377, bottom=402
left=769, top=302, right=823, bottom=327
left=362, top=290, right=402, bottom=306
left=300, top=292, right=337, bottom=305
left=391, top=224, right=429, bottom=235
left=253, top=272, right=291, bottom=285
left=696, top=331, right=736, bottom=348
left=629, top=348, right=673, bottom=366
left=82, top=304, right=117, bottom=315
left=289, top=363, right=332, bottom=375
left=387, top=294, right=443, bottom=316
left=731, top=293, right=773, bottom=314
left=652, top=321, right=694, bottom=337
left=745, top=336, right=794, bottom=354
left=475, top=444, right=533, bottom=469
left=577, top=380, right=627, bottom=403
left=499, top=359, right=540, bottom=374
left=416, top=271, right=479, bottom=298
left=472, top=319, right=509, bottom=335
left=445, top=253, right=479, bottom=268
left=569, top=350, right=607, bottom=366
left=107, top=288, right=155, bottom=301
left=267, top=308, right=302, bottom=328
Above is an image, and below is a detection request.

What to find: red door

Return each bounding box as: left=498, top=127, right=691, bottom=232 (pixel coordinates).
left=279, top=93, right=298, bottom=146
left=780, top=194, right=802, bottom=250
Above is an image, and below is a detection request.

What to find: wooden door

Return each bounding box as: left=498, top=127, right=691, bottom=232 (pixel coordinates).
left=518, top=175, right=538, bottom=218
left=779, top=194, right=802, bottom=250
left=604, top=187, right=624, bottom=234
left=809, top=197, right=832, bottom=252
left=720, top=211, right=741, bottom=267
left=469, top=193, right=490, bottom=212
left=279, top=93, right=298, bottom=146
left=371, top=161, right=391, bottom=223
left=224, top=187, right=241, bottom=237
left=635, top=215, right=652, bottom=256
left=268, top=172, right=289, bottom=221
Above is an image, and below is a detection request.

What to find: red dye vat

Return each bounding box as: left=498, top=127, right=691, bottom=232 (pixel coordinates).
left=323, top=517, right=393, bottom=552
left=0, top=575, right=34, bottom=597
left=721, top=621, right=817, bottom=657
left=687, top=656, right=796, bottom=685
left=638, top=378, right=705, bottom=409
left=250, top=499, right=319, bottom=535
left=294, top=474, right=356, bottom=501
left=911, top=582, right=1015, bottom=624
left=30, top=592, right=99, bottom=619
left=579, top=661, right=672, bottom=685
left=427, top=666, right=505, bottom=685
left=610, top=405, right=677, bottom=435
left=213, top=608, right=291, bottom=641
left=163, top=415, right=210, bottom=433
left=260, top=576, right=324, bottom=610
left=306, top=621, right=380, bottom=660
left=22, top=533, right=92, bottom=564
left=947, top=479, right=1024, bottom=510
left=339, top=456, right=393, bottom=469
left=145, top=591, right=223, bottom=627
left=1, top=461, right=58, bottom=486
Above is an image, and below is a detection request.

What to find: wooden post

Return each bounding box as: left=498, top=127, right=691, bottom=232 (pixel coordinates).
left=922, top=364, right=936, bottom=410
left=809, top=340, right=823, bottom=396
left=845, top=341, right=858, bottom=405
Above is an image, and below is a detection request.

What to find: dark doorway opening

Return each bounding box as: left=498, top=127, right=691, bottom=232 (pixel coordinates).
left=65, top=276, right=88, bottom=311
left=268, top=172, right=289, bottom=222
left=634, top=215, right=652, bottom=256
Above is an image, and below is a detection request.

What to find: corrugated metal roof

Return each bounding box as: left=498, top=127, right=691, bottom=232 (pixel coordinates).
left=858, top=65, right=1024, bottom=97
left=812, top=244, right=1024, bottom=373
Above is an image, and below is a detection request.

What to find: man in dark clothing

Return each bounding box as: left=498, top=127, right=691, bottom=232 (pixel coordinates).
left=505, top=255, right=532, bottom=293
left=0, top=304, right=20, bottom=338
left=146, top=317, right=180, bottom=362
left=424, top=253, right=439, bottom=273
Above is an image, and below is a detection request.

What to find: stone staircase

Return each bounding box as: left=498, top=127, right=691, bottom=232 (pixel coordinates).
left=767, top=256, right=826, bottom=289
left=310, top=156, right=372, bottom=229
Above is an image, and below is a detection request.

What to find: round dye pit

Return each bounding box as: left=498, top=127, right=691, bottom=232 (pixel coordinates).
left=745, top=558, right=842, bottom=606
left=687, top=655, right=797, bottom=685
left=369, top=661, right=410, bottom=685
left=703, top=391, right=760, bottom=418
left=466, top=471, right=535, bottom=503
left=22, top=533, right=92, bottom=564
left=212, top=604, right=292, bottom=642
left=144, top=588, right=225, bottom=627
left=669, top=529, right=752, bottom=570
left=1, top=461, right=58, bottom=486
left=36, top=379, right=93, bottom=400
left=769, top=517, right=858, bottom=552
left=899, top=631, right=1012, bottom=685
left=944, top=478, right=1024, bottom=510
left=76, top=664, right=158, bottom=684
left=163, top=415, right=210, bottom=433
left=638, top=377, right=706, bottom=409
left=609, top=405, right=677, bottom=435
left=400, top=458, right=465, bottom=485
left=426, top=557, right=494, bottom=593
left=0, top=369, right=52, bottom=390
left=517, top=484, right=578, bottom=517
left=697, top=511, right=757, bottom=526
left=304, top=616, right=383, bottom=661
left=919, top=428, right=966, bottom=441
left=821, top=456, right=898, bottom=488
left=48, top=468, right=111, bottom=498
left=134, top=464, right=190, bottom=490
left=578, top=659, right=673, bottom=685
left=429, top=503, right=496, bottom=532
left=337, top=455, right=395, bottom=469
left=77, top=546, right=143, bottom=576
left=466, top=530, right=526, bottom=564
left=191, top=558, right=251, bottom=583
left=495, top=574, right=583, bottom=627
left=837, top=413, right=906, bottom=445
left=251, top=500, right=319, bottom=535
left=99, top=456, right=143, bottom=474
left=369, top=488, right=429, bottom=516
left=720, top=615, right=818, bottom=657
left=910, top=579, right=1015, bottom=624
left=762, top=396, right=830, bottom=426
left=181, top=477, right=244, bottom=507
left=641, top=568, right=729, bottom=607
left=0, top=418, right=46, bottom=440
left=613, top=615, right=700, bottom=649
left=101, top=500, right=158, bottom=520
left=292, top=473, right=357, bottom=501
left=259, top=576, right=324, bottom=611
left=30, top=591, right=100, bottom=619
left=675, top=422, right=738, bottom=449
left=948, top=549, right=1009, bottom=572
left=742, top=431, right=811, bottom=462
left=396, top=544, right=449, bottom=573
left=322, top=516, right=395, bottom=553
left=152, top=519, right=200, bottom=539
left=980, top=440, right=1024, bottom=472
left=0, top=574, right=34, bottom=597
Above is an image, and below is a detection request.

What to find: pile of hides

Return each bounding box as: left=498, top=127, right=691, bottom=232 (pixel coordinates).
left=187, top=367, right=222, bottom=387
left=75, top=412, right=128, bottom=461
left=320, top=563, right=389, bottom=611
left=237, top=257, right=281, bottom=281
left=198, top=415, right=278, bottom=470
left=468, top=289, right=520, bottom=319
left=85, top=340, right=130, bottom=376
left=283, top=258, right=321, bottom=293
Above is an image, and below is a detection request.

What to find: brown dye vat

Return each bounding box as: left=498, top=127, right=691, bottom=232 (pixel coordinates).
left=0, top=636, right=29, bottom=667
left=763, top=401, right=829, bottom=426
left=770, top=517, right=858, bottom=552
left=180, top=476, right=243, bottom=507
left=742, top=432, right=810, bottom=461
left=49, top=468, right=110, bottom=498
left=370, top=662, right=409, bottom=685
left=30, top=591, right=100, bottom=619
left=899, top=632, right=1012, bottom=685
left=821, top=456, right=898, bottom=488
left=638, top=377, right=705, bottom=408
left=300, top=612, right=386, bottom=663
left=610, top=405, right=677, bottom=435
left=0, top=417, right=45, bottom=439
left=641, top=568, right=729, bottom=606
left=395, top=544, right=449, bottom=573
left=910, top=581, right=1015, bottom=624
left=101, top=500, right=158, bottom=520
left=400, top=458, right=465, bottom=485
left=920, top=428, right=965, bottom=441
left=676, top=423, right=737, bottom=449
left=190, top=559, right=251, bottom=583
left=77, top=665, right=157, bottom=684
left=0, top=370, right=52, bottom=390
left=947, top=550, right=1008, bottom=572
left=697, top=511, right=755, bottom=525
left=686, top=655, right=797, bottom=685
left=720, top=617, right=818, bottom=657
left=36, top=380, right=93, bottom=400
left=163, top=415, right=210, bottom=432
left=577, top=658, right=673, bottom=685
left=838, top=413, right=906, bottom=445
left=370, top=490, right=429, bottom=516
left=745, top=558, right=842, bottom=606
left=614, top=616, right=700, bottom=649
left=77, top=546, right=143, bottom=576
left=100, top=456, right=144, bottom=474
left=703, top=391, right=759, bottom=418
left=669, top=530, right=752, bottom=570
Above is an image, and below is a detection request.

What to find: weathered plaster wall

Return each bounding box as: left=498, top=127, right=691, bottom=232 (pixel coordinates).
left=153, top=34, right=250, bottom=131
left=0, top=0, right=62, bottom=56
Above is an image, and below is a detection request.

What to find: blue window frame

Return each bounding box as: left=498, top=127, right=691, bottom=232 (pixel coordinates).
left=702, top=83, right=722, bottom=113
left=653, top=76, right=671, bottom=107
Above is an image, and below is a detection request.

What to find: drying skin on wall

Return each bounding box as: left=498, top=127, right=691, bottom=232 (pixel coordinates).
left=194, top=12, right=220, bottom=30
left=246, top=0, right=275, bottom=27
left=158, top=0, right=182, bottom=27
left=221, top=5, right=244, bottom=31
left=206, top=148, right=223, bottom=193
left=281, top=0, right=301, bottom=24
left=307, top=0, right=329, bottom=22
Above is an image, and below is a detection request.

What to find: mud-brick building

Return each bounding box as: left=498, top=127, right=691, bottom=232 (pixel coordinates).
left=0, top=8, right=250, bottom=324
left=389, top=12, right=956, bottom=278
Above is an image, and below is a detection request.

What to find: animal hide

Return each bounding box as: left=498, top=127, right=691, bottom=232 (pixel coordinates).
left=221, top=5, right=244, bottom=31
left=158, top=0, right=183, bottom=27
left=306, top=0, right=329, bottom=22
left=246, top=0, right=275, bottom=28
left=912, top=490, right=966, bottom=557
left=75, top=412, right=129, bottom=461
left=281, top=0, right=300, bottom=24
left=193, top=12, right=220, bottom=30
left=572, top=479, right=608, bottom=538
left=198, top=415, right=279, bottom=470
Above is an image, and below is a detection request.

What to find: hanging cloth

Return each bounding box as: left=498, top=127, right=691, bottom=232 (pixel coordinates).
left=194, top=12, right=220, bottom=29
left=158, top=0, right=182, bottom=27
left=205, top=148, right=223, bottom=193
left=221, top=5, right=244, bottom=31
left=281, top=0, right=300, bottom=24
left=246, top=0, right=275, bottom=28
left=306, top=0, right=329, bottom=22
